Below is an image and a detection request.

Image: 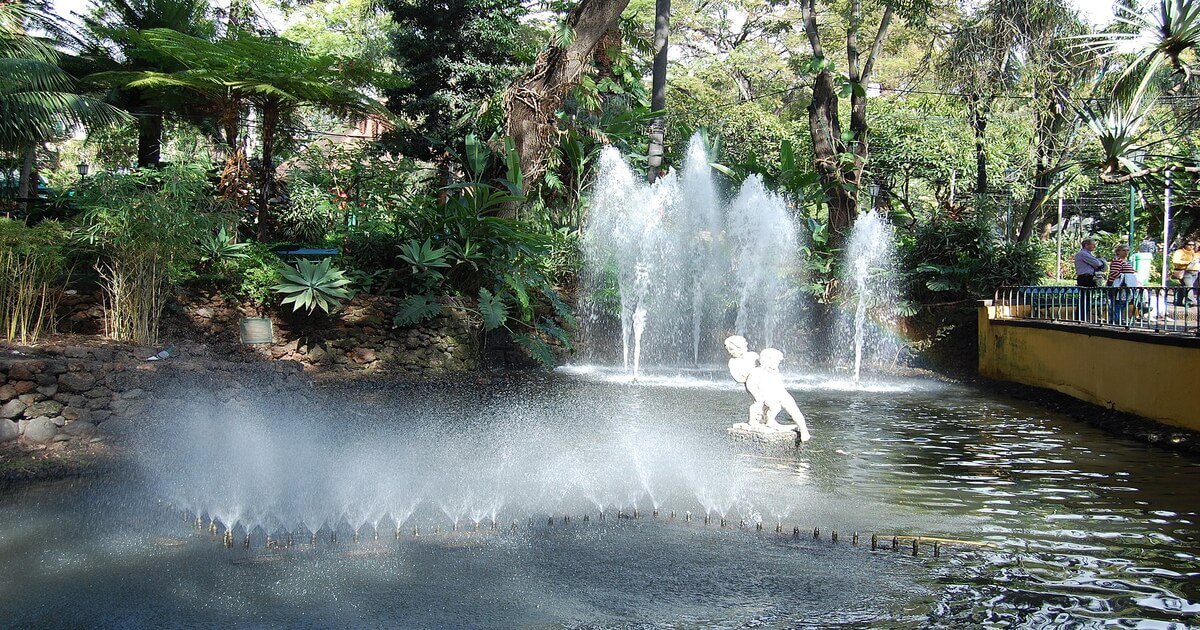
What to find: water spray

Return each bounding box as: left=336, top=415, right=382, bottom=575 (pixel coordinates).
left=330, top=531, right=337, bottom=545
left=243, top=533, right=250, bottom=549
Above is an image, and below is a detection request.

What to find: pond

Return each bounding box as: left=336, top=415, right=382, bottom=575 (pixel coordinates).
left=0, top=368, right=1196, bottom=627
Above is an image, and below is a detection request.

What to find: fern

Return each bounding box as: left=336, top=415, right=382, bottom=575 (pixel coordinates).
left=394, top=294, right=442, bottom=326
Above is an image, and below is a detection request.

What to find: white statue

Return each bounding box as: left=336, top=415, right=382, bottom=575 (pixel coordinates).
left=724, top=336, right=812, bottom=442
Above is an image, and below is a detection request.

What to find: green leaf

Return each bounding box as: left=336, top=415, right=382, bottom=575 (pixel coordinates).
left=513, top=333, right=556, bottom=367
left=478, top=287, right=508, bottom=331
left=464, top=133, right=488, bottom=178
left=393, top=295, right=442, bottom=326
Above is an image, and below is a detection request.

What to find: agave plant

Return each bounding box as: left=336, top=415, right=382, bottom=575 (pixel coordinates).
left=1075, top=0, right=1200, bottom=100
left=272, top=259, right=352, bottom=315
left=197, top=227, right=248, bottom=267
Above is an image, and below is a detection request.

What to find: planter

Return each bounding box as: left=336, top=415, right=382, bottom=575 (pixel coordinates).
left=240, top=317, right=274, bottom=344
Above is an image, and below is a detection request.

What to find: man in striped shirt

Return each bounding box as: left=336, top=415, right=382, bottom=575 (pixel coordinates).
left=1108, top=244, right=1137, bottom=324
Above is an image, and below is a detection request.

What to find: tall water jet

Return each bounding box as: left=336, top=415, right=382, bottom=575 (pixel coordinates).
left=727, top=175, right=799, bottom=349
left=839, top=209, right=900, bottom=382
left=581, top=133, right=802, bottom=374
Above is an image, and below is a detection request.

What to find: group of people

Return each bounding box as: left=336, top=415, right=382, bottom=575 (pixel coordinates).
left=1072, top=237, right=1200, bottom=324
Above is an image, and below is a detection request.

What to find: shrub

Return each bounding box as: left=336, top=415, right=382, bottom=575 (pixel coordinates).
left=900, top=215, right=1050, bottom=302
left=272, top=259, right=353, bottom=314
left=74, top=165, right=223, bottom=344
left=0, top=219, right=68, bottom=343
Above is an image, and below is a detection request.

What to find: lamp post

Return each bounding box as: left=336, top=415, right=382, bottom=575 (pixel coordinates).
left=76, top=161, right=90, bottom=178
left=1127, top=149, right=1144, bottom=250
left=868, top=182, right=880, bottom=212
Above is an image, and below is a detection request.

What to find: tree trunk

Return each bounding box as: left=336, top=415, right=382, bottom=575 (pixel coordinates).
left=136, top=110, right=163, bottom=168
left=808, top=69, right=854, bottom=235
left=968, top=95, right=990, bottom=195
left=1017, top=93, right=1066, bottom=242
left=257, top=104, right=278, bottom=241
left=17, top=143, right=36, bottom=209
left=504, top=0, right=632, bottom=192
left=647, top=0, right=670, bottom=182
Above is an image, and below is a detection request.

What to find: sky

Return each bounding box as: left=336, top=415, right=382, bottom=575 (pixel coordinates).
left=49, top=0, right=1119, bottom=29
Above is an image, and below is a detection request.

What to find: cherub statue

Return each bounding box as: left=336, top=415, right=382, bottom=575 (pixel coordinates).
left=724, top=336, right=812, bottom=442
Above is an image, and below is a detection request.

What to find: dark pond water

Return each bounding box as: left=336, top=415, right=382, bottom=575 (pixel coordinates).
left=0, top=367, right=1196, bottom=628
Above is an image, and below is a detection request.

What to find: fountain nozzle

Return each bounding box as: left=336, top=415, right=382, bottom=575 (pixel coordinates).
left=792, top=527, right=800, bottom=539
left=311, top=533, right=318, bottom=546
left=832, top=531, right=838, bottom=543
left=195, top=516, right=203, bottom=530
left=813, top=527, right=820, bottom=540
left=583, top=514, right=589, bottom=523
left=331, top=531, right=337, bottom=545
left=243, top=534, right=250, bottom=549
left=685, top=512, right=691, bottom=523
left=653, top=509, right=659, bottom=518
left=912, top=538, right=919, bottom=556
left=852, top=532, right=859, bottom=546
left=776, top=523, right=782, bottom=533
left=209, top=522, right=217, bottom=536
left=352, top=531, right=360, bottom=544
left=548, top=517, right=554, bottom=527
left=756, top=522, right=762, bottom=531
left=871, top=534, right=878, bottom=551
left=934, top=541, right=940, bottom=557
left=223, top=531, right=234, bottom=548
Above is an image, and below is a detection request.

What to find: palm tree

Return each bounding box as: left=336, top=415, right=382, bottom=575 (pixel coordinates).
left=75, top=0, right=214, bottom=167
left=1, top=0, right=129, bottom=202
left=93, top=28, right=390, bottom=237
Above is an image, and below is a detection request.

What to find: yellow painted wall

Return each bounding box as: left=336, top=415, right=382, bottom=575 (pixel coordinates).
left=978, top=305, right=1200, bottom=431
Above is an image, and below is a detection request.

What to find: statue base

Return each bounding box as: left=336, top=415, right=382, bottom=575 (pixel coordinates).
left=727, top=423, right=798, bottom=441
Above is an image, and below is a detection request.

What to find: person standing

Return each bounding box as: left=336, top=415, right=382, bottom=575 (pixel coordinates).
left=1074, top=238, right=1106, bottom=323
left=1170, top=240, right=1200, bottom=305
left=1108, top=244, right=1137, bottom=325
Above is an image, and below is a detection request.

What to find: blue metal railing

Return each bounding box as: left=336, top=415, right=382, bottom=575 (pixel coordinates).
left=993, top=285, right=1200, bottom=336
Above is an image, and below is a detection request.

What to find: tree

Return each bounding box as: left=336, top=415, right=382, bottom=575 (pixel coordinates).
left=75, top=0, right=214, bottom=167
left=504, top=0, right=632, bottom=190
left=0, top=0, right=128, bottom=201
left=94, top=29, right=390, bottom=237
left=797, top=0, right=915, bottom=239
left=382, top=0, right=533, bottom=164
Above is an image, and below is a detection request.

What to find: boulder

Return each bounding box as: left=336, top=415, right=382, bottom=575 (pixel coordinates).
left=24, top=400, right=64, bottom=418
left=58, top=372, right=97, bottom=393
left=0, top=384, right=15, bottom=401
left=0, top=399, right=26, bottom=419
left=12, top=380, right=36, bottom=395
left=0, top=420, right=17, bottom=443
left=36, top=383, right=58, bottom=397
left=23, top=416, right=58, bottom=443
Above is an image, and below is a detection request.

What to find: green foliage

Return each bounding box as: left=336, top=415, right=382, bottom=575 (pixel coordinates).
left=197, top=227, right=249, bottom=267
left=382, top=0, right=536, bottom=160
left=900, top=214, right=1050, bottom=301
left=393, top=294, right=443, bottom=325
left=74, top=164, right=221, bottom=343
left=279, top=180, right=338, bottom=244
left=477, top=287, right=507, bottom=330
left=272, top=258, right=353, bottom=314
left=0, top=219, right=68, bottom=342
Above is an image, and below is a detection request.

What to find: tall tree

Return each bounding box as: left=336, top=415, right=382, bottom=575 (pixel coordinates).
left=95, top=29, right=389, bottom=237
left=382, top=0, right=533, bottom=164
left=0, top=0, right=128, bottom=200
left=798, top=0, right=911, bottom=238
left=76, top=0, right=213, bottom=167
left=504, top=0, right=632, bottom=189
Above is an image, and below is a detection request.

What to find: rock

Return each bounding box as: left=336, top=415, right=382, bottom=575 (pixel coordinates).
left=0, top=420, right=17, bottom=443
left=36, top=383, right=58, bottom=397
left=84, top=386, right=112, bottom=399
left=7, top=364, right=33, bottom=381
left=63, top=347, right=88, bottom=358
left=62, top=407, right=85, bottom=422
left=0, top=399, right=26, bottom=419
left=120, top=388, right=144, bottom=400
left=12, top=380, right=36, bottom=395
left=23, top=416, right=58, bottom=443
left=52, top=433, right=71, bottom=442
left=0, top=384, right=14, bottom=401
left=17, top=393, right=40, bottom=404
left=50, top=415, right=66, bottom=427
left=24, top=400, right=63, bottom=418
left=196, top=306, right=215, bottom=319
left=59, top=372, right=97, bottom=393
left=63, top=421, right=97, bottom=439
left=91, top=348, right=114, bottom=362
left=353, top=347, right=377, bottom=363
left=35, top=373, right=57, bottom=386
left=90, top=409, right=111, bottom=423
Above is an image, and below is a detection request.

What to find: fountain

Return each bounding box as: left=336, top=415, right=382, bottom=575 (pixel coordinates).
left=839, top=209, right=901, bottom=382
left=581, top=134, right=801, bottom=378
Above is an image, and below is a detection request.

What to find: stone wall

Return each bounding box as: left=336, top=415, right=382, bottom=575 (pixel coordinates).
left=0, top=344, right=307, bottom=448
left=57, top=290, right=485, bottom=378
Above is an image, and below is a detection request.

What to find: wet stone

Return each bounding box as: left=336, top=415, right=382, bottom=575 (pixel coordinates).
left=24, top=400, right=64, bottom=418
left=0, top=420, right=17, bottom=442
